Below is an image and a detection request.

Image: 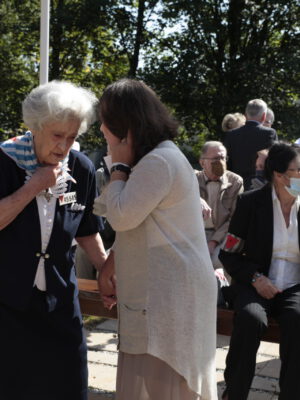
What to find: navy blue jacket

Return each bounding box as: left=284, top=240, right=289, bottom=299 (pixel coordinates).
left=0, top=149, right=103, bottom=311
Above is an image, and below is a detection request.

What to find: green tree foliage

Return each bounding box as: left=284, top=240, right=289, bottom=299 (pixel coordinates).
left=0, top=0, right=40, bottom=138
left=1, top=0, right=299, bottom=155
left=141, top=0, right=300, bottom=147
left=104, top=0, right=160, bottom=77
left=49, top=0, right=128, bottom=90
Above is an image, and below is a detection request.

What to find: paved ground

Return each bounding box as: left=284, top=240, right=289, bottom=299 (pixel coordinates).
left=85, top=319, right=280, bottom=400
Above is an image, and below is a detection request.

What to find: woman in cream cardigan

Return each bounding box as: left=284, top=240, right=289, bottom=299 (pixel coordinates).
left=94, top=79, right=217, bottom=400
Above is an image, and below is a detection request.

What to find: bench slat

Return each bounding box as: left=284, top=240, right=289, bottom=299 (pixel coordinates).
left=217, top=309, right=280, bottom=343
left=78, top=278, right=118, bottom=319
left=78, top=279, right=280, bottom=343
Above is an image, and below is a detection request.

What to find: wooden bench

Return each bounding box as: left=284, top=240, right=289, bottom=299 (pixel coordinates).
left=78, top=279, right=280, bottom=343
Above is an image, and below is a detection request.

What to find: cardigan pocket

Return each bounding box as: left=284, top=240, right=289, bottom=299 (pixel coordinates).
left=118, top=303, right=148, bottom=352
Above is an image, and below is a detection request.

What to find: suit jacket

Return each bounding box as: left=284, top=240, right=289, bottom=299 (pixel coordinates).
left=219, top=184, right=300, bottom=285
left=196, top=170, right=244, bottom=243
left=224, top=121, right=277, bottom=190
left=0, top=149, right=102, bottom=311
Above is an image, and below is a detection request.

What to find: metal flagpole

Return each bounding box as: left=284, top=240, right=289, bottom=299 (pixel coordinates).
left=39, top=0, right=50, bottom=84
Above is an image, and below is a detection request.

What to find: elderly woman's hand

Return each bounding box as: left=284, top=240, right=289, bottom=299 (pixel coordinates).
left=252, top=275, right=282, bottom=299
left=30, top=164, right=62, bottom=191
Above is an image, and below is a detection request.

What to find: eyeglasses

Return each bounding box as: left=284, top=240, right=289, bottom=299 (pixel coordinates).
left=202, top=156, right=228, bottom=162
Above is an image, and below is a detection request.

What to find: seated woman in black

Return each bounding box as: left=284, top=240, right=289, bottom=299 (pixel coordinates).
left=219, top=142, right=300, bottom=400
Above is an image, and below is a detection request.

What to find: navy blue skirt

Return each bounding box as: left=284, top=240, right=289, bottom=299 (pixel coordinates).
left=0, top=288, right=88, bottom=400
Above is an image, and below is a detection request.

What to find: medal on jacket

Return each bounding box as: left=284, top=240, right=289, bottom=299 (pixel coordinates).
left=44, top=189, right=53, bottom=202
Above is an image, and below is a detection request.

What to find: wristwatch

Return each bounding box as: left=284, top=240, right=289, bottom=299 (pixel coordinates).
left=251, top=272, right=263, bottom=283
left=110, top=164, right=131, bottom=175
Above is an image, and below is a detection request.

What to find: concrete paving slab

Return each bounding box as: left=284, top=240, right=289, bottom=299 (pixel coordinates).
left=86, top=320, right=281, bottom=400
left=252, top=374, right=279, bottom=393
left=88, top=392, right=114, bottom=400
left=96, top=319, right=117, bottom=331
left=257, top=358, right=281, bottom=379
left=215, top=348, right=227, bottom=370
left=86, top=331, right=118, bottom=351
left=88, top=349, right=118, bottom=366
left=255, top=355, right=280, bottom=379
left=217, top=334, right=230, bottom=348
left=258, top=341, right=279, bottom=357
left=89, top=362, right=116, bottom=392
left=248, top=391, right=278, bottom=400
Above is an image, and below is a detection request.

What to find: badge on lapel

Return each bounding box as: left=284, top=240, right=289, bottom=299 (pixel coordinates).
left=59, top=192, right=77, bottom=206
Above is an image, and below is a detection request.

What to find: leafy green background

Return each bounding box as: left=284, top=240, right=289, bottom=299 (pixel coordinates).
left=1, top=0, right=299, bottom=161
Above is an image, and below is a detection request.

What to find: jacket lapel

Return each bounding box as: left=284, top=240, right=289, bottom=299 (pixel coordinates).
left=255, top=184, right=274, bottom=268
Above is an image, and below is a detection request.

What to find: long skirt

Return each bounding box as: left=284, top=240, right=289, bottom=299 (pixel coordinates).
left=116, top=352, right=200, bottom=400
left=0, top=287, right=88, bottom=400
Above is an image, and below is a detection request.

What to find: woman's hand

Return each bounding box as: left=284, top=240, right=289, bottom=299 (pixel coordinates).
left=252, top=275, right=282, bottom=299
left=30, top=163, right=62, bottom=191
left=200, top=198, right=212, bottom=220
left=98, top=251, right=117, bottom=310
left=0, top=162, right=62, bottom=230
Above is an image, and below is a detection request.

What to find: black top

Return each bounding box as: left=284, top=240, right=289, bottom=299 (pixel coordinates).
left=219, top=184, right=300, bottom=285
left=0, top=149, right=103, bottom=311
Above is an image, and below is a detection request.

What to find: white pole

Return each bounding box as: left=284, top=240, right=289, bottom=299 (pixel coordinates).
left=39, top=0, right=50, bottom=84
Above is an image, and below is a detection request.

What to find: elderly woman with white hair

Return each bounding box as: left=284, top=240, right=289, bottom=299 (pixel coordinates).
left=0, top=80, right=107, bottom=400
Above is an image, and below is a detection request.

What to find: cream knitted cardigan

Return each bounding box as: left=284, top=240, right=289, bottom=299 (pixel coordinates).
left=94, top=140, right=217, bottom=399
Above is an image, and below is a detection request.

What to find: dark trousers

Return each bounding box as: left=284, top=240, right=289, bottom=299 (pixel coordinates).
left=0, top=288, right=88, bottom=400
left=224, top=283, right=300, bottom=400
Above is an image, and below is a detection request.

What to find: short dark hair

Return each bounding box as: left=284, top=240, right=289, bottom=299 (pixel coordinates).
left=264, top=142, right=300, bottom=182
left=99, top=79, right=178, bottom=165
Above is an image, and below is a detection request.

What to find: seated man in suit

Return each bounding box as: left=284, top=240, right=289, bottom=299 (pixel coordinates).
left=224, top=99, right=277, bottom=190
left=196, top=141, right=243, bottom=296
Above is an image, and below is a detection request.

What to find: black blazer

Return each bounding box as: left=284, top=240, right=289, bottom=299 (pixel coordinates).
left=224, top=121, right=277, bottom=189
left=0, top=149, right=103, bottom=311
left=219, top=184, right=300, bottom=285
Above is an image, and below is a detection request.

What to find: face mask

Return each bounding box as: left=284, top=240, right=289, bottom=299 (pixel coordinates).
left=285, top=177, right=300, bottom=197
left=211, top=160, right=226, bottom=177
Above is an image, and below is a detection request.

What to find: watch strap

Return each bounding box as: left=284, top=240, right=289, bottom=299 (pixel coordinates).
left=251, top=272, right=263, bottom=283
left=110, top=164, right=131, bottom=175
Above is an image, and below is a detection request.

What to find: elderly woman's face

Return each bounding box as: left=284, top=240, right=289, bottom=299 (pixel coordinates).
left=33, top=119, right=80, bottom=165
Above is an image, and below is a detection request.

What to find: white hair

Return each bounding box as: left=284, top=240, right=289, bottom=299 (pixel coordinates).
left=245, top=99, right=267, bottom=119
left=266, top=108, right=275, bottom=124
left=22, top=80, right=98, bottom=135
left=201, top=141, right=226, bottom=158
left=221, top=112, right=246, bottom=132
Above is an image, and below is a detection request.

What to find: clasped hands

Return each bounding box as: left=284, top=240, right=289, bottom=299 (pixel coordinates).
left=200, top=198, right=212, bottom=220
left=252, top=275, right=282, bottom=299
left=98, top=251, right=117, bottom=310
